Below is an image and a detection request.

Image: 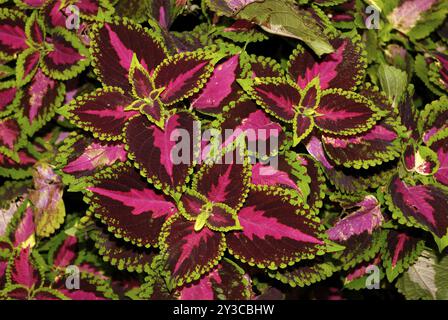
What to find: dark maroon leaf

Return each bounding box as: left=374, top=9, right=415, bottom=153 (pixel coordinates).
left=226, top=186, right=325, bottom=269
left=87, top=164, right=177, bottom=247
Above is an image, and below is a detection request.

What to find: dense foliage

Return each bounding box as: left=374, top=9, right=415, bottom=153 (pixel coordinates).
left=0, top=0, right=447, bottom=300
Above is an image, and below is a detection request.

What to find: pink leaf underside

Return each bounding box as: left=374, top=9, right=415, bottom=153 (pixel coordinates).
left=251, top=163, right=299, bottom=190
left=63, top=143, right=127, bottom=173
left=26, top=69, right=56, bottom=123
left=389, top=0, right=438, bottom=33
left=306, top=135, right=334, bottom=169
left=327, top=195, right=384, bottom=242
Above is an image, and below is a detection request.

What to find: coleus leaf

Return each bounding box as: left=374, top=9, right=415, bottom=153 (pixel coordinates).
left=56, top=133, right=127, bottom=189
left=86, top=163, right=177, bottom=247
left=214, top=97, right=285, bottom=159
left=419, top=96, right=448, bottom=144
left=251, top=159, right=304, bottom=200
left=0, top=118, right=27, bottom=161
left=397, top=90, right=419, bottom=139
left=250, top=152, right=326, bottom=213
left=268, top=259, right=336, bottom=288
left=428, top=52, right=448, bottom=93
left=11, top=205, right=35, bottom=248
left=287, top=35, right=366, bottom=91
left=25, top=10, right=45, bottom=47
left=427, top=131, right=448, bottom=186
left=0, top=150, right=37, bottom=179
left=381, top=230, right=425, bottom=282
left=41, top=27, right=90, bottom=80
left=215, top=20, right=268, bottom=44
left=238, top=77, right=301, bottom=122
left=29, top=163, right=65, bottom=238
left=158, top=214, right=227, bottom=286
left=415, top=53, right=447, bottom=97
left=306, top=134, right=397, bottom=194
left=0, top=9, right=27, bottom=60
left=178, top=258, right=253, bottom=300
left=387, top=0, right=447, bottom=39
left=60, top=86, right=138, bottom=141
left=313, top=88, right=383, bottom=136
left=403, top=143, right=440, bottom=176
left=191, top=54, right=242, bottom=115
left=240, top=53, right=285, bottom=79
left=396, top=249, right=448, bottom=300
left=0, top=82, right=20, bottom=117
left=295, top=154, right=327, bottom=214
left=321, top=118, right=404, bottom=169
left=148, top=0, right=180, bottom=30
left=89, top=19, right=168, bottom=91
left=386, top=175, right=448, bottom=251
left=91, top=226, right=156, bottom=273
left=377, top=64, right=408, bottom=108
left=152, top=48, right=224, bottom=106
left=43, top=0, right=115, bottom=28
left=52, top=271, right=117, bottom=300
left=52, top=235, right=77, bottom=268
left=19, top=68, right=66, bottom=136
left=226, top=186, right=327, bottom=269
left=125, top=112, right=199, bottom=196
left=13, top=0, right=49, bottom=10
left=112, top=0, right=151, bottom=24
left=16, top=48, right=41, bottom=86
left=193, top=145, right=251, bottom=211
left=331, top=229, right=387, bottom=271
left=7, top=247, right=42, bottom=289
left=343, top=255, right=383, bottom=290
left=210, top=0, right=334, bottom=56
left=0, top=201, right=22, bottom=238
left=327, top=195, right=384, bottom=242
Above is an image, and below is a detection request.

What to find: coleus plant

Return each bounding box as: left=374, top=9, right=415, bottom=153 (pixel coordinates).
left=1, top=0, right=448, bottom=301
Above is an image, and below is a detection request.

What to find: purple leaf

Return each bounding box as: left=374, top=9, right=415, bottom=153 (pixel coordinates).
left=327, top=195, right=384, bottom=242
